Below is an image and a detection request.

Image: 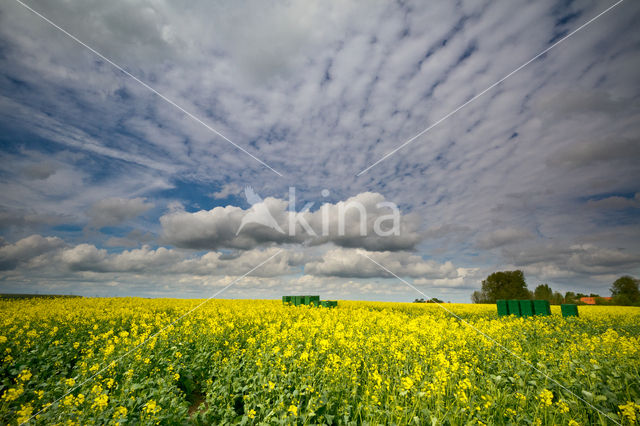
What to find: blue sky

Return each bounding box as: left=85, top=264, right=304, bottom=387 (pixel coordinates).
left=0, top=0, right=639, bottom=302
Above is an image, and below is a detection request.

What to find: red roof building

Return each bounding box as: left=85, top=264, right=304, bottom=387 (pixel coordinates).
left=579, top=296, right=612, bottom=305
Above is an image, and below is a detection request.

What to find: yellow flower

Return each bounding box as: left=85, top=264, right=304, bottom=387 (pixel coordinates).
left=0, top=336, right=7, bottom=344
left=287, top=405, right=298, bottom=416
left=18, top=369, right=32, bottom=382
left=538, top=389, right=553, bottom=407
left=619, top=402, right=639, bottom=422
left=567, top=420, right=580, bottom=426
left=248, top=409, right=256, bottom=419
left=16, top=404, right=33, bottom=424
left=268, top=381, right=275, bottom=391
left=556, top=400, right=569, bottom=413
left=2, top=386, right=23, bottom=401
left=92, top=393, right=109, bottom=410
left=65, top=378, right=76, bottom=386
left=173, top=373, right=180, bottom=381
left=62, top=394, right=75, bottom=406
left=113, top=406, right=128, bottom=419
left=401, top=377, right=414, bottom=391
left=143, top=400, right=161, bottom=416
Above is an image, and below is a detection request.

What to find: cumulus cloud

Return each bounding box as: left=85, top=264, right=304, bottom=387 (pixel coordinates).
left=161, top=192, right=422, bottom=251
left=87, top=197, right=154, bottom=229
left=0, top=234, right=300, bottom=278
left=304, top=248, right=459, bottom=279
left=413, top=267, right=482, bottom=289
left=0, top=234, right=65, bottom=270
left=210, top=183, right=242, bottom=199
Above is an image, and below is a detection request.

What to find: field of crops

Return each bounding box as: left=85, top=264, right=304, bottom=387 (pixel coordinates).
left=1, top=298, right=639, bottom=425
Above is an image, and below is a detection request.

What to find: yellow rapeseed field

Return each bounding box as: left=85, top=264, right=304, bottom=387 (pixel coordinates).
left=1, top=298, right=639, bottom=424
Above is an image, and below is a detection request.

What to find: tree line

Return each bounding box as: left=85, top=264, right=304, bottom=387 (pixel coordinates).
left=471, top=271, right=640, bottom=306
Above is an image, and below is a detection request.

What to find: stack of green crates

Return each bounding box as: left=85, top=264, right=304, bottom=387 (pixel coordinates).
left=496, top=300, right=509, bottom=317
left=497, top=299, right=553, bottom=318
left=519, top=300, right=534, bottom=317
left=305, top=295, right=320, bottom=306
left=507, top=300, right=521, bottom=316
left=533, top=300, right=551, bottom=316
left=561, top=304, right=579, bottom=317
left=282, top=295, right=327, bottom=307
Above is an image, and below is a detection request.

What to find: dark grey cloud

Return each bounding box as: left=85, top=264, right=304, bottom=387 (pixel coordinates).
left=87, top=197, right=154, bottom=229
left=21, top=162, right=57, bottom=180
left=0, top=234, right=65, bottom=270
left=476, top=227, right=535, bottom=250
left=547, top=137, right=640, bottom=169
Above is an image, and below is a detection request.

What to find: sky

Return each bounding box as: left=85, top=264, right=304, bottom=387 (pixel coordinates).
left=0, top=0, right=639, bottom=302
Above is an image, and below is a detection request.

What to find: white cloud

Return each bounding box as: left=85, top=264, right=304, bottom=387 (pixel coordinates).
left=210, top=183, right=241, bottom=199
left=160, top=192, right=422, bottom=251
left=88, top=197, right=154, bottom=229
left=304, top=248, right=458, bottom=279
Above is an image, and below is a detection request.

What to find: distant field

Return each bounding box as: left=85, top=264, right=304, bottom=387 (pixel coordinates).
left=0, top=294, right=81, bottom=299
left=1, top=298, right=639, bottom=424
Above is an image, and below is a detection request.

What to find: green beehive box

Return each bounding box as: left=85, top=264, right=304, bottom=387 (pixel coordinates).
left=496, top=300, right=509, bottom=317
left=282, top=296, right=292, bottom=305
left=321, top=300, right=338, bottom=308
left=533, top=300, right=551, bottom=316
left=561, top=304, right=579, bottom=317
left=507, top=300, right=521, bottom=316
left=305, top=295, right=320, bottom=306
left=293, top=296, right=303, bottom=306
left=519, top=300, right=534, bottom=317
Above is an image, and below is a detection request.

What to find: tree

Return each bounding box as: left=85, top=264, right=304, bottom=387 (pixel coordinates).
left=471, top=291, right=487, bottom=304
left=610, top=276, right=640, bottom=306
left=473, top=270, right=529, bottom=303
left=564, top=291, right=577, bottom=303
left=551, top=291, right=564, bottom=305
left=533, top=284, right=553, bottom=301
